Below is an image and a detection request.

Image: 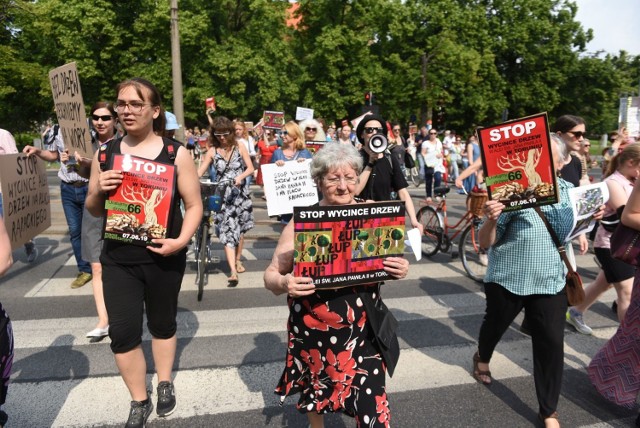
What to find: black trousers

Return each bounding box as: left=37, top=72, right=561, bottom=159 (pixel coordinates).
left=478, top=282, right=567, bottom=417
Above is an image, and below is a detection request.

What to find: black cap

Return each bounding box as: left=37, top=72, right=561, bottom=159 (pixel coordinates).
left=355, top=113, right=388, bottom=145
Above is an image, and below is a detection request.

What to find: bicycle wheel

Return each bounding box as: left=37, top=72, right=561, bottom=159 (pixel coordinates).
left=459, top=222, right=487, bottom=283
left=197, top=222, right=209, bottom=301
left=417, top=206, right=443, bottom=257
left=411, top=167, right=421, bottom=187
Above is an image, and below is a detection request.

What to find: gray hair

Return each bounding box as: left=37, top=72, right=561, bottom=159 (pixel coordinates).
left=550, top=133, right=571, bottom=164
left=310, top=143, right=363, bottom=182
left=299, top=118, right=327, bottom=142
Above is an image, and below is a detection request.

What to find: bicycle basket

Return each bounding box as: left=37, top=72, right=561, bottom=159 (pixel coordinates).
left=469, top=191, right=487, bottom=217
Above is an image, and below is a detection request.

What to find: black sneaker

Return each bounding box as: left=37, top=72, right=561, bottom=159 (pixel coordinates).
left=156, top=381, right=176, bottom=417
left=0, top=409, right=8, bottom=427
left=125, top=399, right=153, bottom=428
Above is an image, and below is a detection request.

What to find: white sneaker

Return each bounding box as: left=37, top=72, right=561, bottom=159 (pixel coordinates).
left=86, top=326, right=109, bottom=338
left=479, top=253, right=488, bottom=266
left=566, top=309, right=592, bottom=335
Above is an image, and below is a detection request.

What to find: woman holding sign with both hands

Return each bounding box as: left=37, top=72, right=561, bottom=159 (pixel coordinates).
left=86, top=78, right=202, bottom=428
left=264, top=143, right=409, bottom=428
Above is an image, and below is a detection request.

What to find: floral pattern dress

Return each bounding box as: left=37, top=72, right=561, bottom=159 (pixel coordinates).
left=276, top=283, right=391, bottom=427
left=213, top=147, right=254, bottom=247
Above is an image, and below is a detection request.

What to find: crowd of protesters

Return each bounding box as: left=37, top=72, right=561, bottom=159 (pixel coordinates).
left=4, top=74, right=640, bottom=427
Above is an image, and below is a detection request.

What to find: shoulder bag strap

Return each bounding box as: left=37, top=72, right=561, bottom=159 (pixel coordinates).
left=534, top=207, right=575, bottom=274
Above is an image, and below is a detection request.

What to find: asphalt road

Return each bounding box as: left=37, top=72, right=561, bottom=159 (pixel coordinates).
left=0, top=168, right=632, bottom=427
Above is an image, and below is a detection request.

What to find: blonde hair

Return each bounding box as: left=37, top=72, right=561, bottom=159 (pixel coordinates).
left=283, top=121, right=306, bottom=151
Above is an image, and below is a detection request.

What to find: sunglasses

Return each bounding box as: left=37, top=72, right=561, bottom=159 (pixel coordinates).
left=92, top=114, right=113, bottom=121
left=393, top=128, right=401, bottom=132
left=305, top=127, right=317, bottom=132
left=364, top=127, right=384, bottom=134
left=429, top=132, right=437, bottom=135
left=213, top=132, right=230, bottom=137
left=584, top=144, right=591, bottom=147
left=568, top=131, right=586, bottom=139
left=281, top=130, right=289, bottom=135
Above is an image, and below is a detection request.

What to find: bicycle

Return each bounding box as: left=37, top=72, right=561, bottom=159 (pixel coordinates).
left=193, top=178, right=232, bottom=301
left=417, top=185, right=488, bottom=282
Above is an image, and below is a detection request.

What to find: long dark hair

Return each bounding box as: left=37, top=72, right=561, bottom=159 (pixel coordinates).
left=115, top=77, right=166, bottom=134
left=552, top=114, right=585, bottom=133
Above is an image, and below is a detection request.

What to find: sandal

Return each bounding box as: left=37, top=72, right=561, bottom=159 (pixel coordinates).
left=227, top=273, right=239, bottom=287
left=538, top=411, right=559, bottom=427
left=472, top=351, right=492, bottom=385
left=236, top=261, right=246, bottom=273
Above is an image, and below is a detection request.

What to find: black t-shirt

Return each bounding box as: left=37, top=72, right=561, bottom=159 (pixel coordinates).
left=358, top=150, right=408, bottom=201
left=559, top=154, right=582, bottom=187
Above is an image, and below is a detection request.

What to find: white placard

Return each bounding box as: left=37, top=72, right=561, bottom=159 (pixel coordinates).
left=262, top=160, right=318, bottom=216
left=295, top=107, right=314, bottom=121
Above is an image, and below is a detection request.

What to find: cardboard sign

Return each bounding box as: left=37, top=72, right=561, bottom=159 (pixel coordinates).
left=253, top=119, right=264, bottom=136
left=205, top=96, right=216, bottom=112
left=48, top=62, right=93, bottom=159
left=293, top=201, right=405, bottom=289
left=567, top=182, right=609, bottom=240
left=262, top=160, right=318, bottom=216
left=262, top=111, right=285, bottom=129
left=295, top=107, right=314, bottom=121
left=103, top=154, right=176, bottom=246
left=305, top=141, right=326, bottom=153
left=477, top=113, right=558, bottom=211
left=0, top=154, right=51, bottom=249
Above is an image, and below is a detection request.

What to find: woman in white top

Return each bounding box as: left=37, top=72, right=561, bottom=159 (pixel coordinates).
left=421, top=129, right=446, bottom=202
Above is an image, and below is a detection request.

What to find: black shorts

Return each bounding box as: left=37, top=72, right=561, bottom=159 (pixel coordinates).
left=595, top=247, right=636, bottom=283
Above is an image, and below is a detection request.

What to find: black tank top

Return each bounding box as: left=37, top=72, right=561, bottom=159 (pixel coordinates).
left=101, top=137, right=186, bottom=265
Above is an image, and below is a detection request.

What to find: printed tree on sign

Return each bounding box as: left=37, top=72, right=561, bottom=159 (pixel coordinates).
left=391, top=228, right=404, bottom=249
left=374, top=228, right=384, bottom=255
left=121, top=185, right=165, bottom=226
left=317, top=234, right=331, bottom=255
left=496, top=148, right=542, bottom=188
left=382, top=239, right=391, bottom=254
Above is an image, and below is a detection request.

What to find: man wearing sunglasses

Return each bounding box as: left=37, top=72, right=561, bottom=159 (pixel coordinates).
left=354, top=113, right=423, bottom=234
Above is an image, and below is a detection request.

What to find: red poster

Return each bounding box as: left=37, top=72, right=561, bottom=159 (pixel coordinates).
left=305, top=141, right=325, bottom=154
left=293, top=201, right=405, bottom=289
left=262, top=110, right=285, bottom=129
left=103, top=154, right=176, bottom=246
left=477, top=113, right=558, bottom=211
left=205, top=96, right=216, bottom=112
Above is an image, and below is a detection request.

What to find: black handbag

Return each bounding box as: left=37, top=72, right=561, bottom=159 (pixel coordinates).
left=404, top=151, right=415, bottom=169
left=359, top=289, right=400, bottom=377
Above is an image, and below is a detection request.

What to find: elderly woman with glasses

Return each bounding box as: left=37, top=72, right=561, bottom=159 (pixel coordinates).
left=264, top=143, right=409, bottom=428
left=197, top=116, right=255, bottom=285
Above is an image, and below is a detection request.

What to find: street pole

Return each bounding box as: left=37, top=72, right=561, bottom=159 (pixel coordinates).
left=170, top=0, right=185, bottom=142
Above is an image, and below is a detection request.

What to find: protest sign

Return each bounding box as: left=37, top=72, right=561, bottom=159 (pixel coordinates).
left=566, top=182, right=609, bottom=240
left=0, top=154, right=51, bottom=249
left=351, top=111, right=373, bottom=131
left=205, top=96, right=216, bottom=113
left=253, top=119, right=264, bottom=137
left=295, top=107, right=314, bottom=121
left=305, top=141, right=326, bottom=153
left=262, top=111, right=285, bottom=129
left=477, top=113, right=558, bottom=211
left=293, top=201, right=405, bottom=289
left=261, top=159, right=318, bottom=216
left=103, top=154, right=176, bottom=246
left=48, top=62, right=93, bottom=159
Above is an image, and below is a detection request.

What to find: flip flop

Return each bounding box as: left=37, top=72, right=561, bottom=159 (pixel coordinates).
left=236, top=261, right=246, bottom=273
left=227, top=273, right=239, bottom=287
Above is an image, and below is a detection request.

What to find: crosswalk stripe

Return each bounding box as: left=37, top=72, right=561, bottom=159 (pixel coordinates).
left=7, top=331, right=619, bottom=427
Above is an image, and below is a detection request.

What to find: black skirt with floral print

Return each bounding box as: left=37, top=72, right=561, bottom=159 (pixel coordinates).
left=275, top=283, right=391, bottom=427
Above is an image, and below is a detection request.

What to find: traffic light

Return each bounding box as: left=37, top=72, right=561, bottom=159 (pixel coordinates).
left=365, top=91, right=372, bottom=106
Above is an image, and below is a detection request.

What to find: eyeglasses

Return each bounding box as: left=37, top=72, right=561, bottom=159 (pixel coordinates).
left=324, top=176, right=358, bottom=186
left=568, top=131, right=586, bottom=139
left=115, top=101, right=150, bottom=113
left=305, top=127, right=317, bottom=132
left=213, top=132, right=230, bottom=137
left=92, top=114, right=113, bottom=122
left=281, top=130, right=289, bottom=135
left=364, top=127, right=384, bottom=134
